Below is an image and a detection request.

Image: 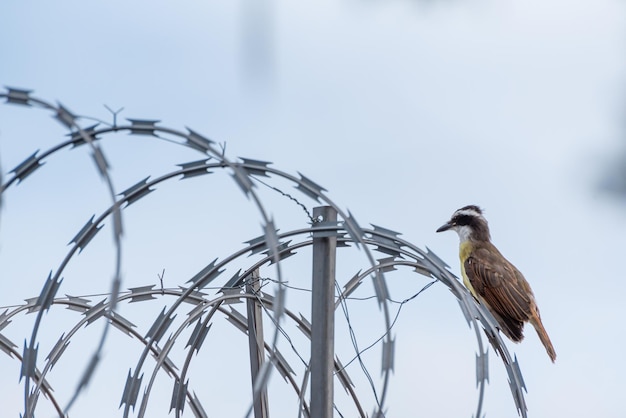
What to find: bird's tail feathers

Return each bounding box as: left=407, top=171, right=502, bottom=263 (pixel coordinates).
left=530, top=316, right=556, bottom=363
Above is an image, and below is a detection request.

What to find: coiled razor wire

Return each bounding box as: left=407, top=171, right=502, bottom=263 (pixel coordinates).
left=0, top=87, right=527, bottom=417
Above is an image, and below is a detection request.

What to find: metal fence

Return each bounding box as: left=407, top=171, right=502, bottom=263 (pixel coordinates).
left=0, top=87, right=527, bottom=417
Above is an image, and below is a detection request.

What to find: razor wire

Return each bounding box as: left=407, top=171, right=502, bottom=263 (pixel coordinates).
left=0, top=87, right=527, bottom=417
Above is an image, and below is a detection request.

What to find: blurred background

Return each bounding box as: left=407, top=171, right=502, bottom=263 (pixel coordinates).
left=1, top=0, right=625, bottom=417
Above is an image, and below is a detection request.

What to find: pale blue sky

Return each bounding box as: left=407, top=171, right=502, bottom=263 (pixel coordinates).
left=1, top=0, right=625, bottom=417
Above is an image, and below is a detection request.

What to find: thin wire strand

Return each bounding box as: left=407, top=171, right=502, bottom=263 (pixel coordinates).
left=335, top=279, right=437, bottom=374
left=247, top=276, right=350, bottom=418
left=247, top=277, right=310, bottom=368
left=334, top=279, right=385, bottom=416
left=252, top=176, right=318, bottom=224
left=260, top=276, right=432, bottom=305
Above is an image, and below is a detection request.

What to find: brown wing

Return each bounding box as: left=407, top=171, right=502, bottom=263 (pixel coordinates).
left=464, top=245, right=533, bottom=341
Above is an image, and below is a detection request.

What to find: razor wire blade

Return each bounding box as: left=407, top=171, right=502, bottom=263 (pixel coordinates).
left=0, top=87, right=526, bottom=418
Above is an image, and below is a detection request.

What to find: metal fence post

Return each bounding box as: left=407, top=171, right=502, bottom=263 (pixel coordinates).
left=246, top=269, right=269, bottom=418
left=310, top=206, right=338, bottom=418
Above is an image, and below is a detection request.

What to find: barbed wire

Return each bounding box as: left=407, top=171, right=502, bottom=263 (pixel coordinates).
left=0, top=88, right=528, bottom=418
left=334, top=276, right=386, bottom=417
left=334, top=278, right=437, bottom=375
left=0, top=276, right=431, bottom=312
left=251, top=176, right=319, bottom=225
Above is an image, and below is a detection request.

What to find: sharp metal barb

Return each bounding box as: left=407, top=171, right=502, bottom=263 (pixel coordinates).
left=412, top=259, right=434, bottom=278
left=220, top=269, right=244, bottom=291
left=244, top=233, right=271, bottom=256
left=64, top=295, right=92, bottom=312
left=343, top=211, right=365, bottom=248
left=20, top=341, right=38, bottom=382
left=186, top=320, right=212, bottom=353
left=127, top=118, right=161, bottom=136
left=341, top=270, right=364, bottom=300
left=10, top=151, right=44, bottom=183
left=46, top=335, right=70, bottom=370
left=225, top=307, right=249, bottom=334
left=369, top=226, right=404, bottom=257
left=370, top=224, right=402, bottom=239
left=220, top=288, right=244, bottom=305
left=0, top=309, right=11, bottom=331
left=109, top=311, right=137, bottom=337
left=456, top=294, right=477, bottom=328
left=5, top=87, right=33, bottom=105
left=83, top=299, right=107, bottom=326
left=295, top=172, right=327, bottom=202
left=36, top=272, right=63, bottom=313
left=68, top=215, right=103, bottom=253
left=178, top=286, right=207, bottom=305
left=512, top=355, right=527, bottom=392
left=169, top=379, right=188, bottom=414
left=120, top=370, right=143, bottom=411
left=381, top=338, right=395, bottom=375
left=296, top=313, right=312, bottom=337
left=239, top=157, right=273, bottom=177
left=372, top=271, right=390, bottom=306
left=90, top=145, right=110, bottom=179
left=145, top=307, right=177, bottom=343
left=160, top=355, right=179, bottom=376
left=68, top=124, right=100, bottom=147
left=185, top=128, right=214, bottom=153
left=119, top=176, right=154, bottom=206
left=231, top=164, right=255, bottom=197
left=424, top=246, right=451, bottom=270
left=128, top=285, right=157, bottom=303
left=335, top=357, right=355, bottom=393
left=0, top=334, right=17, bottom=356
left=272, top=348, right=295, bottom=381
left=262, top=220, right=280, bottom=265
left=190, top=392, right=208, bottom=418
left=262, top=240, right=296, bottom=264
left=24, top=297, right=41, bottom=313
left=508, top=377, right=526, bottom=415
left=186, top=259, right=225, bottom=289
left=377, top=257, right=398, bottom=273
left=177, top=159, right=213, bottom=178
left=54, top=103, right=76, bottom=128
left=476, top=350, right=489, bottom=387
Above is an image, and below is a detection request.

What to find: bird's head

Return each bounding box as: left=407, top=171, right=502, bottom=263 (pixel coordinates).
left=436, top=205, right=491, bottom=242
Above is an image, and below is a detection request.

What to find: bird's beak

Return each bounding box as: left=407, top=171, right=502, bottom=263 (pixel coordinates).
left=436, top=221, right=453, bottom=233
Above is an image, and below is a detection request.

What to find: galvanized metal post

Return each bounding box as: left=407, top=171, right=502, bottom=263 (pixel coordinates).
left=310, top=206, right=338, bottom=418
left=246, top=269, right=269, bottom=418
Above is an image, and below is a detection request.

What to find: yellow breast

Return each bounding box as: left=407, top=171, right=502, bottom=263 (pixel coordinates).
left=459, top=241, right=478, bottom=298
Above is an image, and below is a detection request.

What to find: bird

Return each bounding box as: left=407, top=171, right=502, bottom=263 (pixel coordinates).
left=436, top=205, right=556, bottom=362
